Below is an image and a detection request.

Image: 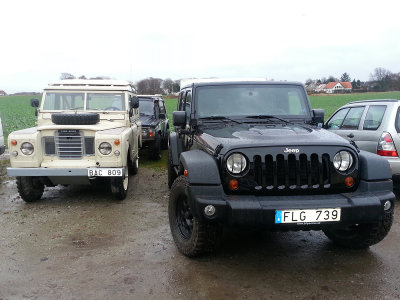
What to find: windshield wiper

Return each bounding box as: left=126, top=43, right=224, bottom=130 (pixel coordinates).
left=245, top=115, right=291, bottom=124
left=199, top=116, right=243, bottom=125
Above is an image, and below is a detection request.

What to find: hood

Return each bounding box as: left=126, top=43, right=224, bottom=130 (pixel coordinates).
left=140, top=114, right=158, bottom=127
left=199, top=123, right=353, bottom=154
left=36, top=120, right=126, bottom=133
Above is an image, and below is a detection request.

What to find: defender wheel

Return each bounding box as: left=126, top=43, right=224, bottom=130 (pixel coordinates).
left=149, top=135, right=162, bottom=160
left=167, top=148, right=177, bottom=189
left=16, top=176, right=44, bottom=202
left=169, top=176, right=221, bottom=257
left=110, top=167, right=129, bottom=200
left=161, top=129, right=170, bottom=150
left=128, top=152, right=139, bottom=175
left=323, top=210, right=394, bottom=249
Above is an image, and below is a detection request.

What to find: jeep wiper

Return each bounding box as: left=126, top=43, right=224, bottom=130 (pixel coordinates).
left=199, top=116, right=243, bottom=125
left=245, top=115, right=291, bottom=124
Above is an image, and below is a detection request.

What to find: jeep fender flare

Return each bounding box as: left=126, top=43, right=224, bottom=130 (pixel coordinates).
left=358, top=150, right=392, bottom=180
left=179, top=150, right=221, bottom=185
left=169, top=132, right=181, bottom=166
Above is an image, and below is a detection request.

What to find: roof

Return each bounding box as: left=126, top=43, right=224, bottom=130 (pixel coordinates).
left=341, top=81, right=352, bottom=89
left=324, top=82, right=338, bottom=89
left=347, top=99, right=399, bottom=105
left=182, top=80, right=303, bottom=89
left=45, top=79, right=136, bottom=92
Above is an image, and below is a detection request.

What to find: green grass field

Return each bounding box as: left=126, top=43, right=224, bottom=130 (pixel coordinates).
left=1, top=91, right=400, bottom=147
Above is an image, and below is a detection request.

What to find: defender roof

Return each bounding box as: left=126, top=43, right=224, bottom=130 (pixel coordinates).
left=45, top=80, right=136, bottom=92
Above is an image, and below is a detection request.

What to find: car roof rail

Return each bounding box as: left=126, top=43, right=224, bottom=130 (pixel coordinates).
left=347, top=99, right=399, bottom=105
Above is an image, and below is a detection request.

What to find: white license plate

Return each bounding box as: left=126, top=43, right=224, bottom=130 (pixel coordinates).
left=88, top=168, right=123, bottom=177
left=275, top=208, right=341, bottom=224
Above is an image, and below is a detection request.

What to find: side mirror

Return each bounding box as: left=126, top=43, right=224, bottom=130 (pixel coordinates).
left=130, top=96, right=139, bottom=109
left=312, top=109, right=324, bottom=126
left=173, top=111, right=186, bottom=128
left=30, top=99, right=39, bottom=108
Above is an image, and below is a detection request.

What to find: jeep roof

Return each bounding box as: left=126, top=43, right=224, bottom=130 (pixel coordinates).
left=181, top=80, right=303, bottom=90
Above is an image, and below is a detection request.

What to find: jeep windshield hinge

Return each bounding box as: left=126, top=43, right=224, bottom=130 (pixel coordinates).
left=214, top=144, right=224, bottom=157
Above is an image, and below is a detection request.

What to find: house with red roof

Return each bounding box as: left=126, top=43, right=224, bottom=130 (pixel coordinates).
left=323, top=82, right=352, bottom=94
left=0, top=90, right=7, bottom=96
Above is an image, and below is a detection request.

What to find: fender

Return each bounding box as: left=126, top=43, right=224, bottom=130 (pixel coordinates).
left=358, top=150, right=392, bottom=180
left=169, top=132, right=182, bottom=166
left=180, top=150, right=221, bottom=185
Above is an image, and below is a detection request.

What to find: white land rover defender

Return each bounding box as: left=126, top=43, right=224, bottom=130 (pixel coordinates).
left=7, top=80, right=141, bottom=201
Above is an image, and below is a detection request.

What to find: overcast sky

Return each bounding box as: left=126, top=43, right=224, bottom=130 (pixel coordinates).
left=1, top=0, right=399, bottom=93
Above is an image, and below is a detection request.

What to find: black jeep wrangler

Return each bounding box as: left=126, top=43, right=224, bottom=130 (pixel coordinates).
left=168, top=81, right=395, bottom=257
left=138, top=95, right=170, bottom=160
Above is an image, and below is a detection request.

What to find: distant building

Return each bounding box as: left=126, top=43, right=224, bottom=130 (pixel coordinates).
left=0, top=90, right=6, bottom=96
left=323, top=82, right=352, bottom=94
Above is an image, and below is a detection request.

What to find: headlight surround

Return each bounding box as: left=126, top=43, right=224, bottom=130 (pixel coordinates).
left=20, top=142, right=34, bottom=155
left=333, top=151, right=353, bottom=172
left=226, top=153, right=247, bottom=175
left=99, top=142, right=112, bottom=155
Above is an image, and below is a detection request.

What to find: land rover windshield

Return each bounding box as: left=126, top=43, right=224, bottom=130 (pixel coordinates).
left=195, top=85, right=310, bottom=118
left=42, top=92, right=126, bottom=111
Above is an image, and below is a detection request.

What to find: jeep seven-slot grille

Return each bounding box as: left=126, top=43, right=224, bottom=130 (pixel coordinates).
left=43, top=130, right=94, bottom=158
left=252, top=153, right=331, bottom=190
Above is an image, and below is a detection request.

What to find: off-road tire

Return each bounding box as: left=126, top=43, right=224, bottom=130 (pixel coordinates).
left=323, top=209, right=394, bottom=249
left=169, top=176, right=221, bottom=257
left=16, top=176, right=45, bottom=202
left=128, top=152, right=139, bottom=175
left=167, top=148, right=177, bottom=189
left=149, top=135, right=162, bottom=160
left=110, top=167, right=129, bottom=200
left=161, top=129, right=170, bottom=150
left=51, top=113, right=100, bottom=125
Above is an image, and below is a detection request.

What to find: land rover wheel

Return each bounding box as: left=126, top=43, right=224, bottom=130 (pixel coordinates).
left=16, top=176, right=45, bottom=202
left=161, top=128, right=170, bottom=150
left=323, top=210, right=394, bottom=249
left=149, top=135, right=161, bottom=160
left=167, top=148, right=177, bottom=189
left=110, top=167, right=129, bottom=200
left=169, top=176, right=221, bottom=257
left=128, top=152, right=139, bottom=175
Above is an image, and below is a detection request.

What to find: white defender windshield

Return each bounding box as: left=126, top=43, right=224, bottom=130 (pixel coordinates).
left=42, top=92, right=126, bottom=111
left=195, top=85, right=310, bottom=118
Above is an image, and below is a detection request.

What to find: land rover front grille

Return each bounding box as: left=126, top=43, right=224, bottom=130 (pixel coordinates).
left=252, top=153, right=331, bottom=190
left=43, top=130, right=94, bottom=158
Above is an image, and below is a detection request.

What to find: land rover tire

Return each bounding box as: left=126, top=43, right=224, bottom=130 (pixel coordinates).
left=110, top=167, right=129, bottom=200
left=167, top=148, right=177, bottom=189
left=16, top=176, right=45, bottom=202
left=169, top=176, right=221, bottom=257
left=128, top=152, right=139, bottom=175
left=149, top=135, right=162, bottom=160
left=51, top=113, right=100, bottom=125
left=161, top=128, right=170, bottom=150
left=323, top=209, right=394, bottom=249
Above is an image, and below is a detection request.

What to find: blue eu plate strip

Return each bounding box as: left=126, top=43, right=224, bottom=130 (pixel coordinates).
left=275, top=211, right=282, bottom=224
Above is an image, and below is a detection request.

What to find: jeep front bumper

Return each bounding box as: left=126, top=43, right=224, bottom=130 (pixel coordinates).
left=188, top=180, right=395, bottom=229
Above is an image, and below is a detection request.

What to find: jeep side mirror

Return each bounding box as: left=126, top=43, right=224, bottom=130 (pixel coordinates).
left=312, top=109, right=324, bottom=126
left=130, top=96, right=139, bottom=109
left=30, top=99, right=39, bottom=108
left=173, top=111, right=186, bottom=128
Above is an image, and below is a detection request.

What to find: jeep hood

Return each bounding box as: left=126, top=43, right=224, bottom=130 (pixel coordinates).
left=140, top=115, right=158, bottom=127
left=199, top=124, right=353, bottom=154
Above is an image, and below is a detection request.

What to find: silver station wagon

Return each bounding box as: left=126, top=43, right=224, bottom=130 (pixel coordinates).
left=325, top=99, right=400, bottom=188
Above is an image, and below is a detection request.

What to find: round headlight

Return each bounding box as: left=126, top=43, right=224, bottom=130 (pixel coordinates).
left=20, top=142, right=34, bottom=155
left=226, top=153, right=247, bottom=174
left=142, top=129, right=148, bottom=137
left=99, top=142, right=112, bottom=155
left=333, top=151, right=353, bottom=171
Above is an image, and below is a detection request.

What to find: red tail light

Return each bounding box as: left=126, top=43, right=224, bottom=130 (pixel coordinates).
left=377, top=132, right=398, bottom=157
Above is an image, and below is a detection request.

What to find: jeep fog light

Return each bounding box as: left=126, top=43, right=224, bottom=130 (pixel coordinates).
left=333, top=151, right=353, bottom=171
left=20, top=142, right=34, bottom=155
left=99, top=142, right=112, bottom=155
left=226, top=153, right=247, bottom=174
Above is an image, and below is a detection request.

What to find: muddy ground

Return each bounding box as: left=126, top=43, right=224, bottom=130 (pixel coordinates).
left=0, top=157, right=399, bottom=299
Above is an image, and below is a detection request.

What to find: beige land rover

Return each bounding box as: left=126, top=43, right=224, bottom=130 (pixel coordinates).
left=7, top=80, right=141, bottom=201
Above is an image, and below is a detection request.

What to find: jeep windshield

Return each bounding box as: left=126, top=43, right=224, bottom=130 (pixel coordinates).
left=42, top=92, right=126, bottom=111
left=138, top=98, right=154, bottom=115
left=195, top=85, right=310, bottom=120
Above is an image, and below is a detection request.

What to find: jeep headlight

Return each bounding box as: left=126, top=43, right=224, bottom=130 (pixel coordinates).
left=142, top=129, right=148, bottom=137
left=226, top=153, right=247, bottom=174
left=20, top=142, right=34, bottom=155
left=333, top=151, right=353, bottom=171
left=99, top=142, right=112, bottom=155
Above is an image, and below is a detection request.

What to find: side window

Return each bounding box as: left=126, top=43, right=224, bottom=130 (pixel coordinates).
left=363, top=105, right=386, bottom=130
left=326, top=108, right=349, bottom=129
left=159, top=100, right=166, bottom=114
left=341, top=106, right=365, bottom=129
left=185, top=91, right=192, bottom=122
left=178, top=91, right=185, bottom=111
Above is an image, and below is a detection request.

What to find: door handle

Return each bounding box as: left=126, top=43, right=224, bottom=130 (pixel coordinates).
left=347, top=133, right=354, bottom=139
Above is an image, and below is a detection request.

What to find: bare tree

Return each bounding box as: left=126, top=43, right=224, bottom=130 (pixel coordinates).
left=163, top=78, right=174, bottom=94
left=136, top=77, right=163, bottom=94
